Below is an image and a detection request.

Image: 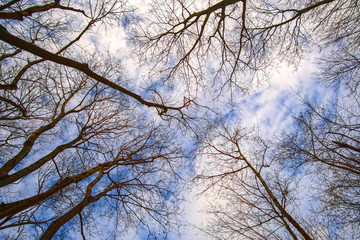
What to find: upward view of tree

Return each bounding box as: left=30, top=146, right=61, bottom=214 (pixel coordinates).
left=131, top=0, right=359, bottom=96
left=196, top=92, right=360, bottom=239
left=277, top=90, right=360, bottom=239
left=0, top=1, right=187, bottom=239
left=196, top=126, right=315, bottom=240
left=0, top=0, right=359, bottom=239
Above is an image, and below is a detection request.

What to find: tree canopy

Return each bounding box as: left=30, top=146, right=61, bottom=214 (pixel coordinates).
left=0, top=0, right=359, bottom=239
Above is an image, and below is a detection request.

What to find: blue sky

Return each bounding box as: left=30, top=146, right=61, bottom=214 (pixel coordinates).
left=67, top=3, right=330, bottom=238
left=1, top=1, right=356, bottom=239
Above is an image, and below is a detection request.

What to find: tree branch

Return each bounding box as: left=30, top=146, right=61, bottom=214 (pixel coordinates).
left=0, top=25, right=187, bottom=112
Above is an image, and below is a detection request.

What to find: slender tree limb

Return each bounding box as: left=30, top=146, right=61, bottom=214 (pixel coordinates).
left=39, top=170, right=106, bottom=240
left=234, top=140, right=312, bottom=240
left=0, top=80, right=86, bottom=178
left=0, top=48, right=21, bottom=62
left=0, top=96, right=26, bottom=116
left=0, top=25, right=187, bottom=112
left=0, top=19, right=96, bottom=90
left=0, top=2, right=87, bottom=21
left=0, top=0, right=21, bottom=11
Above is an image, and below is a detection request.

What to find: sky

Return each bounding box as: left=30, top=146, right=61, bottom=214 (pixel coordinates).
left=0, top=1, right=351, bottom=239
left=58, top=2, right=326, bottom=239
left=179, top=55, right=322, bottom=240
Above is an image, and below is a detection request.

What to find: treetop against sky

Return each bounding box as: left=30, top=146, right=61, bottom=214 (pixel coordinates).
left=0, top=0, right=359, bottom=239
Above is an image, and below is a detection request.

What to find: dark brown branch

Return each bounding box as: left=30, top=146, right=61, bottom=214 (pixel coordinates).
left=0, top=2, right=87, bottom=21
left=332, top=141, right=360, bottom=153
left=0, top=130, right=85, bottom=187
left=79, top=213, right=86, bottom=240
left=154, top=0, right=242, bottom=39
left=0, top=48, right=21, bottom=61
left=0, top=79, right=86, bottom=178
left=0, top=151, right=154, bottom=218
left=229, top=131, right=312, bottom=240
left=0, top=25, right=186, bottom=112
left=0, top=0, right=21, bottom=11
left=0, top=19, right=96, bottom=90
left=0, top=96, right=26, bottom=116
left=39, top=170, right=106, bottom=240
left=254, top=0, right=336, bottom=30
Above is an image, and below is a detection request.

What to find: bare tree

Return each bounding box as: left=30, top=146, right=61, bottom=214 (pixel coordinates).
left=278, top=91, right=360, bottom=239
left=130, top=0, right=359, bottom=97
left=1, top=126, right=183, bottom=239
left=197, top=126, right=315, bottom=240
left=0, top=58, right=185, bottom=238
left=0, top=0, right=188, bottom=114
left=2, top=1, right=359, bottom=239
left=0, top=1, right=188, bottom=239
left=317, top=43, right=360, bottom=93
left=195, top=91, right=360, bottom=239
